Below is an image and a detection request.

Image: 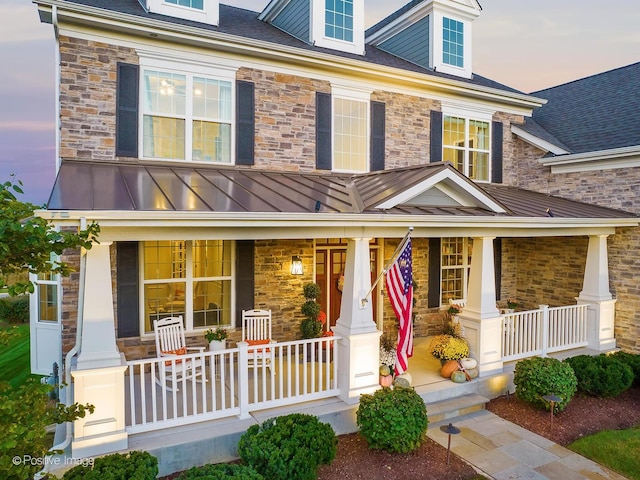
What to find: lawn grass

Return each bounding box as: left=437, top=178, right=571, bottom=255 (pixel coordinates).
left=569, top=426, right=640, bottom=480
left=0, top=323, right=34, bottom=388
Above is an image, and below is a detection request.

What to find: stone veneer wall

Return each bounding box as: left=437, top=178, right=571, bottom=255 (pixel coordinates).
left=512, top=135, right=640, bottom=353
left=59, top=36, right=138, bottom=160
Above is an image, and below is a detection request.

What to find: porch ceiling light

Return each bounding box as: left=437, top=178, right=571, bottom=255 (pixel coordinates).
left=291, top=256, right=303, bottom=275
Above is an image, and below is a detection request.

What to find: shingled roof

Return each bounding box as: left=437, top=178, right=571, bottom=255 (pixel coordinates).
left=531, top=62, right=640, bottom=154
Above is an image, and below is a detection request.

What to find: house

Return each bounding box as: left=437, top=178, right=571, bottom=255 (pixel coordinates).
left=28, top=0, right=638, bottom=472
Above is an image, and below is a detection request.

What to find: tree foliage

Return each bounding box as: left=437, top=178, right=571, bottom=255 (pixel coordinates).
left=0, top=176, right=100, bottom=295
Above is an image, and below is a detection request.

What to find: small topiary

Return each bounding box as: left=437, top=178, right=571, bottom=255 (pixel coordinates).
left=237, top=413, right=336, bottom=480
left=514, top=357, right=577, bottom=413
left=177, top=463, right=264, bottom=479
left=63, top=451, right=158, bottom=480
left=609, top=351, right=640, bottom=386
left=565, top=354, right=633, bottom=398
left=356, top=386, right=428, bottom=453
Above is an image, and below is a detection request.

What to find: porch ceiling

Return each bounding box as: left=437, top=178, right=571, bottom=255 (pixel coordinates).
left=44, top=160, right=638, bottom=232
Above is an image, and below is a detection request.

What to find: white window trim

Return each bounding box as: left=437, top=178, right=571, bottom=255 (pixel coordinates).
left=442, top=104, right=493, bottom=182
left=139, top=240, right=236, bottom=337
left=330, top=85, right=371, bottom=173
left=310, top=0, right=365, bottom=55
left=431, top=12, right=473, bottom=79
left=440, top=237, right=472, bottom=307
left=138, top=52, right=237, bottom=165
left=143, top=0, right=219, bottom=26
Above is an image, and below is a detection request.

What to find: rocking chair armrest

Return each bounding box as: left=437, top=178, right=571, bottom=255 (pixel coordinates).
left=186, top=346, right=207, bottom=353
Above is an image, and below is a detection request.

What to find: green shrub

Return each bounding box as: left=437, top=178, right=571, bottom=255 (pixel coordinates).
left=565, top=354, right=633, bottom=398
left=609, top=351, right=640, bottom=386
left=177, top=463, right=264, bottom=479
left=0, top=295, right=30, bottom=324
left=63, top=451, right=158, bottom=480
left=514, top=357, right=577, bottom=412
left=237, top=413, right=336, bottom=480
left=356, top=386, right=428, bottom=453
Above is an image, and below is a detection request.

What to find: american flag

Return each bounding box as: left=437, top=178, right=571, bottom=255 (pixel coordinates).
left=385, top=237, right=413, bottom=375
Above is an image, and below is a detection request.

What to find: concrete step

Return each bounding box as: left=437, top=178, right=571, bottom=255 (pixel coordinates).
left=425, top=393, right=489, bottom=424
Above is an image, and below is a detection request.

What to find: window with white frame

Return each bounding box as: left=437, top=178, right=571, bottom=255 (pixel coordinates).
left=144, top=0, right=218, bottom=25
left=141, top=63, right=233, bottom=163
left=35, top=270, right=59, bottom=323
left=441, top=237, right=472, bottom=305
left=332, top=88, right=369, bottom=172
left=325, top=0, right=354, bottom=42
left=165, top=0, right=203, bottom=9
left=141, top=240, right=233, bottom=334
left=442, top=17, right=464, bottom=68
left=443, top=115, right=490, bottom=181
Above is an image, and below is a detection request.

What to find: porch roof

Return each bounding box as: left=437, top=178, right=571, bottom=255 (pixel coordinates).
left=46, top=160, right=637, bottom=225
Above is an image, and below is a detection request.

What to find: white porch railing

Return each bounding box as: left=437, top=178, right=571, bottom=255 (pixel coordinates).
left=502, top=304, right=588, bottom=362
left=126, top=335, right=339, bottom=434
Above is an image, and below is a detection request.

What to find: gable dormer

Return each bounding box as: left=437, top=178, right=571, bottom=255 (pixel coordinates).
left=366, top=0, right=481, bottom=79
left=260, top=0, right=365, bottom=56
left=140, top=0, right=219, bottom=26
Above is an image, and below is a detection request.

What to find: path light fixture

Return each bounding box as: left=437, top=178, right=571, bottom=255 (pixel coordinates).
left=542, top=394, right=562, bottom=426
left=439, top=422, right=461, bottom=465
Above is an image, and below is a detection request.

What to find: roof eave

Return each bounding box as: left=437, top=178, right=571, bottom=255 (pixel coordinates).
left=539, top=145, right=640, bottom=173
left=512, top=125, right=570, bottom=156
left=35, top=0, right=546, bottom=111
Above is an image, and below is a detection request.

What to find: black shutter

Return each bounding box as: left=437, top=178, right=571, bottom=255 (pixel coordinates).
left=428, top=238, right=442, bottom=308
left=236, top=80, right=255, bottom=166
left=494, top=238, right=502, bottom=301
left=491, top=121, right=503, bottom=183
left=116, top=63, right=139, bottom=158
left=117, top=242, right=139, bottom=338
left=316, top=92, right=332, bottom=170
left=370, top=101, right=385, bottom=171
left=235, top=240, right=255, bottom=322
left=430, top=110, right=443, bottom=163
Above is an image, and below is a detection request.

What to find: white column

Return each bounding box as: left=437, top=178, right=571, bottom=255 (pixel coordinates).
left=577, top=235, right=616, bottom=351
left=458, top=237, right=503, bottom=376
left=72, top=242, right=128, bottom=458
left=334, top=238, right=381, bottom=404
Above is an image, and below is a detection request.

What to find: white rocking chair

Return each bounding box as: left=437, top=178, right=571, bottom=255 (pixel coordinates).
left=241, top=309, right=276, bottom=371
left=154, top=316, right=206, bottom=391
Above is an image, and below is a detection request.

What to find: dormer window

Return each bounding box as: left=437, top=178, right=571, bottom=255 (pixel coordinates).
left=142, top=0, right=218, bottom=26
left=325, top=0, right=354, bottom=42
left=442, top=17, right=464, bottom=68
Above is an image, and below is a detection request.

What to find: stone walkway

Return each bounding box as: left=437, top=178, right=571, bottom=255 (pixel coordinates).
left=428, top=410, right=628, bottom=480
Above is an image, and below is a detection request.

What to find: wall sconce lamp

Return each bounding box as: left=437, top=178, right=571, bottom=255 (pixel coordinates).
left=291, top=255, right=304, bottom=275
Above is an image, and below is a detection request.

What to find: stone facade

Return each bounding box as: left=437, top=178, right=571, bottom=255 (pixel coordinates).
left=59, top=36, right=138, bottom=160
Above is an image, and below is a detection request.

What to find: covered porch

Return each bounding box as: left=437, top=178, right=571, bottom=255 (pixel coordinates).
left=38, top=161, right=638, bottom=461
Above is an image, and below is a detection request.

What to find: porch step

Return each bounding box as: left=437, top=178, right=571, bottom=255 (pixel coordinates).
left=425, top=393, right=489, bottom=424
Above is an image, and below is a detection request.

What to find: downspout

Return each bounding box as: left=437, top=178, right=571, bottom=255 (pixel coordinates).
left=34, top=228, right=88, bottom=476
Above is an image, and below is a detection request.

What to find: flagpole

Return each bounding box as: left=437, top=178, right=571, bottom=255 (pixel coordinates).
left=360, top=226, right=413, bottom=307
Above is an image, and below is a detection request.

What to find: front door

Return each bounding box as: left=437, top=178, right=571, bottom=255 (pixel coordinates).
left=29, top=272, right=62, bottom=375
left=316, top=240, right=379, bottom=327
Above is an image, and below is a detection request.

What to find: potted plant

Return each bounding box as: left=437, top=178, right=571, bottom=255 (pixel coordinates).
left=428, top=320, right=469, bottom=366
left=379, top=331, right=396, bottom=386
left=300, top=282, right=323, bottom=339
left=204, top=326, right=228, bottom=351
left=506, top=298, right=518, bottom=311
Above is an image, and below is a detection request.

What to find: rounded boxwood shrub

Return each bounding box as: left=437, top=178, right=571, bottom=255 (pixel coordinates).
left=609, top=351, right=640, bottom=386
left=63, top=451, right=158, bottom=480
left=565, top=354, right=633, bottom=397
left=237, top=413, right=336, bottom=480
left=514, top=357, right=577, bottom=412
left=356, top=386, right=428, bottom=453
left=177, top=463, right=264, bottom=479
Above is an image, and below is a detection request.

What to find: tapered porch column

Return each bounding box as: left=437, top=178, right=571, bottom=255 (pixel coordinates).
left=71, top=243, right=128, bottom=458
left=458, top=237, right=503, bottom=376
left=333, top=238, right=381, bottom=404
left=577, top=235, right=616, bottom=351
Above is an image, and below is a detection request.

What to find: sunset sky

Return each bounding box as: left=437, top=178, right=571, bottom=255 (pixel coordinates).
left=1, top=0, right=638, bottom=204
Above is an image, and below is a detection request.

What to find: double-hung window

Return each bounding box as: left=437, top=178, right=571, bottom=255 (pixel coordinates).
left=441, top=237, right=472, bottom=305
left=443, top=114, right=490, bottom=181
left=141, top=59, right=233, bottom=163
left=141, top=240, right=233, bottom=334
left=332, top=87, right=370, bottom=172
left=442, top=17, right=464, bottom=68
